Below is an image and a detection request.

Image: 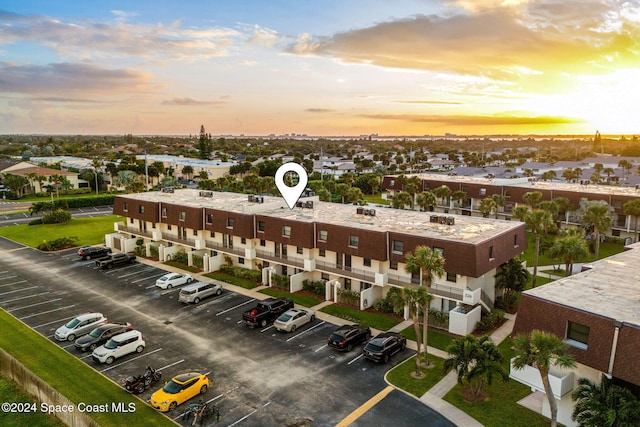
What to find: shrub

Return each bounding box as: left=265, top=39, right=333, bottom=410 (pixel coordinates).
left=170, top=250, right=188, bottom=265
left=149, top=245, right=159, bottom=260
left=429, top=311, right=449, bottom=329
left=475, top=309, right=505, bottom=332
left=372, top=292, right=403, bottom=315
left=219, top=265, right=262, bottom=281
left=270, top=273, right=290, bottom=290
left=133, top=246, right=146, bottom=256
left=337, top=288, right=361, bottom=307
left=302, top=279, right=325, bottom=296
left=38, top=236, right=78, bottom=251
left=192, top=255, right=204, bottom=270
left=42, top=209, right=72, bottom=224
left=28, top=218, right=43, bottom=226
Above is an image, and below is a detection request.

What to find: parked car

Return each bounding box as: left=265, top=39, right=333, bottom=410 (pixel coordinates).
left=327, top=324, right=371, bottom=352
left=149, top=372, right=209, bottom=412
left=242, top=298, right=293, bottom=328
left=274, top=308, right=315, bottom=332
left=91, top=330, right=145, bottom=364
left=54, top=312, right=107, bottom=342
left=77, top=246, right=111, bottom=260
left=95, top=253, right=136, bottom=269
left=155, top=273, right=194, bottom=289
left=74, top=322, right=133, bottom=352
left=362, top=332, right=407, bottom=363
left=178, top=282, right=222, bottom=304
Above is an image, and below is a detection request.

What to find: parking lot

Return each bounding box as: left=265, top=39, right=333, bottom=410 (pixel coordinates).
left=0, top=238, right=454, bottom=427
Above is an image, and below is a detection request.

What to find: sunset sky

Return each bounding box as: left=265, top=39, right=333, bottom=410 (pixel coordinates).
left=1, top=0, right=640, bottom=136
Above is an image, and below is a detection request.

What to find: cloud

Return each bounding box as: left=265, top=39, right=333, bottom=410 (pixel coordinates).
left=0, top=62, right=152, bottom=95
left=0, top=10, right=243, bottom=61
left=161, top=97, right=227, bottom=106
left=360, top=113, right=583, bottom=126
left=305, top=108, right=334, bottom=113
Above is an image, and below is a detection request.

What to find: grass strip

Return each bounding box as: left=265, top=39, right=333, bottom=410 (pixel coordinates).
left=386, top=354, right=446, bottom=398
left=0, top=310, right=175, bottom=427
left=0, top=375, right=66, bottom=427
left=400, top=326, right=456, bottom=352
left=320, top=304, right=400, bottom=331
left=258, top=288, right=323, bottom=307
left=203, top=272, right=260, bottom=289
left=0, top=216, right=124, bottom=248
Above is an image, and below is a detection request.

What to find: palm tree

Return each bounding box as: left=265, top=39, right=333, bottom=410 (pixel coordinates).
left=479, top=197, right=497, bottom=218
left=181, top=165, right=194, bottom=181
left=198, top=170, right=209, bottom=181
left=491, top=194, right=505, bottom=219
left=391, top=191, right=412, bottom=209
left=335, top=183, right=350, bottom=204
left=451, top=190, right=467, bottom=214
left=525, top=209, right=556, bottom=286
left=581, top=202, right=612, bottom=261
left=48, top=173, right=64, bottom=198
left=495, top=256, right=530, bottom=309
left=547, top=232, right=589, bottom=276
left=416, top=191, right=436, bottom=212
left=572, top=376, right=640, bottom=427
left=512, top=330, right=577, bottom=427
left=512, top=205, right=530, bottom=222
left=523, top=191, right=542, bottom=208
left=623, top=199, right=640, bottom=242
left=618, top=159, right=632, bottom=179
left=346, top=187, right=363, bottom=204
left=433, top=185, right=451, bottom=207
left=404, top=246, right=445, bottom=366
left=603, top=167, right=615, bottom=183
left=389, top=286, right=429, bottom=374
left=553, top=197, right=573, bottom=224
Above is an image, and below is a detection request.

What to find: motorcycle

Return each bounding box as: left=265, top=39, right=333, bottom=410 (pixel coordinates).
left=121, top=366, right=162, bottom=394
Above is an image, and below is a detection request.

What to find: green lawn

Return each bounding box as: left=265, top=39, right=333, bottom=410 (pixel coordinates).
left=363, top=193, right=391, bottom=205
left=319, top=305, right=400, bottom=331
left=203, top=272, right=260, bottom=289
left=400, top=326, right=456, bottom=352
left=0, top=216, right=123, bottom=248
left=521, top=232, right=624, bottom=267
left=0, top=310, right=175, bottom=427
left=0, top=376, right=66, bottom=427
left=386, top=354, right=446, bottom=397
left=259, top=288, right=323, bottom=307
left=19, top=192, right=111, bottom=203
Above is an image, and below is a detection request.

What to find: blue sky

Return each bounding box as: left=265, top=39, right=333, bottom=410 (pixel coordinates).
left=1, top=1, right=640, bottom=135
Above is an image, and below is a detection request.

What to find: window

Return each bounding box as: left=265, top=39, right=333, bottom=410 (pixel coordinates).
left=296, top=246, right=303, bottom=254
left=514, top=234, right=519, bottom=247
left=138, top=205, right=145, bottom=214
left=152, top=222, right=156, bottom=229
left=446, top=272, right=457, bottom=283
left=258, top=221, right=265, bottom=232
left=390, top=260, right=398, bottom=270
left=489, top=245, right=494, bottom=260
left=241, top=237, right=246, bottom=244
left=179, top=211, right=186, bottom=221
left=210, top=231, right=215, bottom=238
left=363, top=258, right=371, bottom=267
left=318, top=230, right=328, bottom=241
left=206, top=214, right=213, bottom=224
left=567, top=321, right=590, bottom=349
left=260, top=239, right=266, bottom=247
left=161, top=207, right=167, bottom=217
left=392, top=240, right=404, bottom=254
left=282, top=226, right=291, bottom=237
left=349, top=235, right=359, bottom=247
left=321, top=272, right=330, bottom=281
left=129, top=218, right=134, bottom=224
left=614, top=199, right=622, bottom=209
left=123, top=203, right=128, bottom=212
left=239, top=257, right=245, bottom=264
left=227, top=218, right=234, bottom=228
left=319, top=249, right=325, bottom=257
left=433, top=247, right=444, bottom=256
left=167, top=224, right=172, bottom=230
left=461, top=186, right=468, bottom=193
left=480, top=188, right=486, bottom=196
left=193, top=229, right=198, bottom=236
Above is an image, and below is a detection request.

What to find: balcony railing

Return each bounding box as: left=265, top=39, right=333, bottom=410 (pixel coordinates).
left=254, top=249, right=305, bottom=268
left=161, top=232, right=196, bottom=247
left=117, top=225, right=153, bottom=239
left=205, top=240, right=246, bottom=257
left=509, top=358, right=575, bottom=399
left=314, top=259, right=377, bottom=282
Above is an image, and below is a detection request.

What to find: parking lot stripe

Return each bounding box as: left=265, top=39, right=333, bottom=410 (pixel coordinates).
left=103, top=264, right=139, bottom=274
left=260, top=325, right=274, bottom=333
left=157, top=359, right=185, bottom=372
left=0, top=274, right=17, bottom=281
left=118, top=267, right=155, bottom=278
left=100, top=347, right=163, bottom=372
left=33, top=315, right=76, bottom=329
left=286, top=321, right=326, bottom=342
left=1, top=291, right=50, bottom=304
left=0, top=285, right=38, bottom=296
left=315, top=344, right=328, bottom=353
left=335, top=386, right=394, bottom=427
left=0, top=280, right=27, bottom=288
left=215, top=298, right=255, bottom=316
left=133, top=273, right=164, bottom=284
left=347, top=354, right=364, bottom=365
left=7, top=298, right=62, bottom=312
left=227, top=409, right=258, bottom=427
left=19, top=304, right=76, bottom=320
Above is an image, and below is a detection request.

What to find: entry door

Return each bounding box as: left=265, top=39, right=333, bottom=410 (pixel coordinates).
left=344, top=254, right=352, bottom=271
left=336, top=252, right=343, bottom=269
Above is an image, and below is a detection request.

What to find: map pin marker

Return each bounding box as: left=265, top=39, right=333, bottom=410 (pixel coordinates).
left=275, top=163, right=308, bottom=210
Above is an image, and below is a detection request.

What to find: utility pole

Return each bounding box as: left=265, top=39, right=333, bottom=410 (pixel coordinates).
left=144, top=150, right=149, bottom=190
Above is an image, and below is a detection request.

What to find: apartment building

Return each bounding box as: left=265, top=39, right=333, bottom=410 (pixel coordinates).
left=382, top=173, right=640, bottom=243
left=109, top=189, right=526, bottom=335
left=511, top=243, right=640, bottom=426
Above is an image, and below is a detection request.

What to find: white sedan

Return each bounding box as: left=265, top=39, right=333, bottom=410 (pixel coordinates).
left=155, top=273, right=194, bottom=289
left=274, top=308, right=315, bottom=332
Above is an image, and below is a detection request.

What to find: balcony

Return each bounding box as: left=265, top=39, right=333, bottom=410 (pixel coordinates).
left=509, top=358, right=575, bottom=399
left=205, top=240, right=245, bottom=257
left=314, top=260, right=377, bottom=283
left=161, top=232, right=196, bottom=247
left=116, top=224, right=153, bottom=239
left=254, top=249, right=305, bottom=268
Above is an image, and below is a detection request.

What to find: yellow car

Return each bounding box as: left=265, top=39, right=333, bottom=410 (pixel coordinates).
left=149, top=372, right=209, bottom=412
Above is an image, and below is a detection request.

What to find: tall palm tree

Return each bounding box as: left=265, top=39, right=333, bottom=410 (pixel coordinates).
left=48, top=173, right=64, bottom=198
left=572, top=376, right=640, bottom=427
left=495, top=256, right=530, bottom=309
left=416, top=191, right=436, bottom=212
left=433, top=185, right=451, bottom=208
left=547, top=232, right=589, bottom=276
left=525, top=209, right=556, bottom=286
left=552, top=197, right=573, bottom=224
left=388, top=286, right=429, bottom=374
left=623, top=199, right=640, bottom=242
left=391, top=191, right=412, bottom=209
left=491, top=194, right=505, bottom=219
left=523, top=191, right=543, bottom=208
left=512, top=330, right=577, bottom=427
left=451, top=190, right=467, bottom=214
left=404, top=246, right=445, bottom=366
left=479, top=197, right=497, bottom=218
left=581, top=202, right=612, bottom=261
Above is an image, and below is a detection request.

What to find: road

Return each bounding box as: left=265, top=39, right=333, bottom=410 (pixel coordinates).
left=0, top=206, right=114, bottom=227
left=0, top=238, right=454, bottom=427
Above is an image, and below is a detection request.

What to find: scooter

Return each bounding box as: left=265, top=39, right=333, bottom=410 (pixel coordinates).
left=121, top=366, right=162, bottom=394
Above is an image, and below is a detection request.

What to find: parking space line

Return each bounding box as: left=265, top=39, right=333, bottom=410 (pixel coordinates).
left=133, top=273, right=164, bottom=284
left=0, top=275, right=18, bottom=281
left=62, top=343, right=76, bottom=349
left=0, top=279, right=27, bottom=288
left=0, top=285, right=38, bottom=296
left=7, top=298, right=62, bottom=312
left=79, top=353, right=93, bottom=360
left=315, top=344, right=328, bottom=353
left=100, top=348, right=163, bottom=372
left=286, top=321, right=326, bottom=342
left=216, top=298, right=255, bottom=316
left=103, top=264, right=139, bottom=274
left=347, top=354, right=364, bottom=365
left=19, top=304, right=76, bottom=320
left=335, top=386, right=394, bottom=427
left=33, top=315, right=76, bottom=329
left=227, top=409, right=257, bottom=427
left=260, top=325, right=274, bottom=333
left=1, top=291, right=50, bottom=304
left=118, top=267, right=155, bottom=278
left=157, top=359, right=185, bottom=372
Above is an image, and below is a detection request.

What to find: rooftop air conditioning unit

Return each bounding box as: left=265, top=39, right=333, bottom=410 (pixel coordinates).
left=369, top=209, right=376, bottom=216
left=446, top=216, right=455, bottom=226
left=257, top=196, right=264, bottom=203
left=430, top=215, right=439, bottom=223
left=248, top=195, right=255, bottom=202
left=305, top=201, right=314, bottom=209
left=296, top=201, right=304, bottom=208
left=439, top=216, right=447, bottom=224
left=161, top=187, right=174, bottom=193
left=363, top=209, right=371, bottom=216
left=199, top=190, right=213, bottom=197
left=356, top=207, right=364, bottom=214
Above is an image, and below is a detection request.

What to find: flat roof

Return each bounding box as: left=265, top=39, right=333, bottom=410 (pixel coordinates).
left=401, top=173, right=640, bottom=197
left=523, top=244, right=640, bottom=326
left=122, top=189, right=523, bottom=245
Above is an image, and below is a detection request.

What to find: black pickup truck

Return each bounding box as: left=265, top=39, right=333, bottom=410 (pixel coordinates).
left=95, top=253, right=136, bottom=269
left=242, top=298, right=294, bottom=328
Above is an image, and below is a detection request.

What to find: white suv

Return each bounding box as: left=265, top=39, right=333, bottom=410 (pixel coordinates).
left=55, top=312, right=107, bottom=341
left=91, top=330, right=145, bottom=364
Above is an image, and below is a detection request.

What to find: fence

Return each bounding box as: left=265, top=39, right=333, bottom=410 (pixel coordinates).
left=0, top=348, right=100, bottom=427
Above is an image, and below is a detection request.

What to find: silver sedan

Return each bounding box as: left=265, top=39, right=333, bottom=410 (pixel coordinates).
left=274, top=308, right=315, bottom=332
left=155, top=273, right=194, bottom=289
